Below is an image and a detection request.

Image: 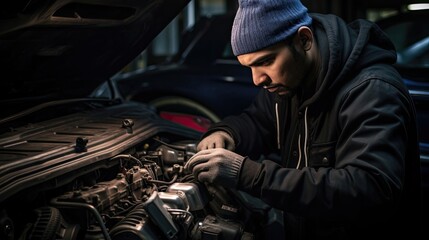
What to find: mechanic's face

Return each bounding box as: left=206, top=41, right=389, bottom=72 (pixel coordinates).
left=237, top=27, right=315, bottom=97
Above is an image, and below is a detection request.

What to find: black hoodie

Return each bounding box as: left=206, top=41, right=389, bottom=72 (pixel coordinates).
left=206, top=13, right=421, bottom=238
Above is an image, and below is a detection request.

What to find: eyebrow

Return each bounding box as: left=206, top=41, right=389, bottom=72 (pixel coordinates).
left=247, top=53, right=276, bottom=67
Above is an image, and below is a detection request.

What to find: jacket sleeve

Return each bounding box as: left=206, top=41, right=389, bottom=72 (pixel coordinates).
left=237, top=79, right=413, bottom=221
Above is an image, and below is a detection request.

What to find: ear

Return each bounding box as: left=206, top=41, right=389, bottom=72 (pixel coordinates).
left=297, top=26, right=313, bottom=51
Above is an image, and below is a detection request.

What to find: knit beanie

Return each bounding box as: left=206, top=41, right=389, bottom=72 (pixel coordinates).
left=231, top=0, right=312, bottom=56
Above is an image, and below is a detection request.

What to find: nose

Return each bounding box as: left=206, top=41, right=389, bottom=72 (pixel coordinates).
left=251, top=68, right=269, bottom=87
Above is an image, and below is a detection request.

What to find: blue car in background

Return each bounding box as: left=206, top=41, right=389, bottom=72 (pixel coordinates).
left=94, top=14, right=255, bottom=124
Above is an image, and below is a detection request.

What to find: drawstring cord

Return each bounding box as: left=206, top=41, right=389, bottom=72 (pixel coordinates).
left=296, top=134, right=302, bottom=169
left=296, top=107, right=309, bottom=169
left=275, top=102, right=281, bottom=150
left=304, top=107, right=308, bottom=167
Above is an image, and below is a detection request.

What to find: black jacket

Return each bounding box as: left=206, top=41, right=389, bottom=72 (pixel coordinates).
left=206, top=13, right=421, bottom=238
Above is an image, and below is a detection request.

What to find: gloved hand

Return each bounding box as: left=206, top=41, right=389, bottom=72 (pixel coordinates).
left=184, top=148, right=246, bottom=189
left=197, top=131, right=235, bottom=151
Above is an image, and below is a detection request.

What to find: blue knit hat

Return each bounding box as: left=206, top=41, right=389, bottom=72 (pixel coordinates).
left=231, top=0, right=312, bottom=56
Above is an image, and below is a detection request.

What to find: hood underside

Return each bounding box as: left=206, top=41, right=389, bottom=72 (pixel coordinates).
left=0, top=0, right=189, bottom=101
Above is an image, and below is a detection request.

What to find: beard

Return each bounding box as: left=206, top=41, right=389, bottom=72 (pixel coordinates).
left=268, top=84, right=297, bottom=98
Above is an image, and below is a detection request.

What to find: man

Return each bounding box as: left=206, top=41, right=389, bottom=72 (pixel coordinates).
left=185, top=0, right=421, bottom=238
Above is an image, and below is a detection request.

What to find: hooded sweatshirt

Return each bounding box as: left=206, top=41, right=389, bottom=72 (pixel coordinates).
left=206, top=13, right=421, bottom=239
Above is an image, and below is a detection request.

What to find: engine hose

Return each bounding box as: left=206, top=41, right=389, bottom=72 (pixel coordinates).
left=50, top=198, right=111, bottom=240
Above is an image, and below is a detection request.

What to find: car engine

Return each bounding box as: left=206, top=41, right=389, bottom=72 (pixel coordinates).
left=0, top=101, right=282, bottom=240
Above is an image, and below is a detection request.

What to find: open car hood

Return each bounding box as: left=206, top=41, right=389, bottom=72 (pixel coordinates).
left=0, top=0, right=189, bottom=101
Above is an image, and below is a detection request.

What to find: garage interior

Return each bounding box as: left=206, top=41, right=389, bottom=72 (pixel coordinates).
left=123, top=0, right=428, bottom=71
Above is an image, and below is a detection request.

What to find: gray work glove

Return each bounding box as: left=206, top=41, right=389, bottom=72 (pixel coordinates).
left=197, top=131, right=235, bottom=151
left=184, top=148, right=245, bottom=189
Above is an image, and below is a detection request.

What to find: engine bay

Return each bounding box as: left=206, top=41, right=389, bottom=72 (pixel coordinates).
left=0, top=101, right=283, bottom=240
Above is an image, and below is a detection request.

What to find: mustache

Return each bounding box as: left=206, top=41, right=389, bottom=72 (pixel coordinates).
left=263, top=83, right=292, bottom=92
left=263, top=84, right=297, bottom=97
left=263, top=83, right=284, bottom=90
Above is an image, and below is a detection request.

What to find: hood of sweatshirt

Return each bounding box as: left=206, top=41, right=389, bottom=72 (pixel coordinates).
left=303, top=13, right=398, bottom=107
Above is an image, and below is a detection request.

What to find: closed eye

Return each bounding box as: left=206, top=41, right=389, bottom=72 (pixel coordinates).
left=248, top=53, right=276, bottom=67
left=260, top=58, right=274, bottom=66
